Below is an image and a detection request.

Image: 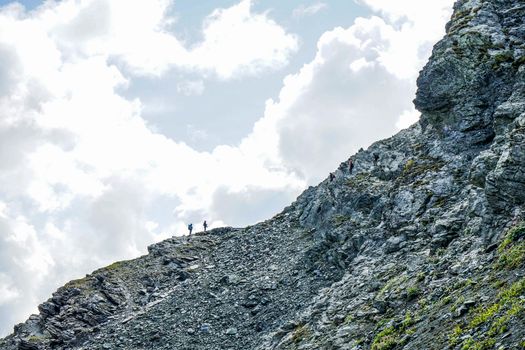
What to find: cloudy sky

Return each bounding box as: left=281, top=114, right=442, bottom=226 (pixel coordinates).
left=0, top=0, right=454, bottom=335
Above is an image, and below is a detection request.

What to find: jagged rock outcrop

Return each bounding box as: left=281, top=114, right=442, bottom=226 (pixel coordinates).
left=2, top=0, right=525, bottom=349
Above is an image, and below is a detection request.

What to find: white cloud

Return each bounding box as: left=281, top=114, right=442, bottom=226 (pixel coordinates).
left=360, top=0, right=453, bottom=25
left=0, top=205, right=56, bottom=332
left=358, top=0, right=455, bottom=79
left=177, top=80, right=205, bottom=96
left=45, top=0, right=298, bottom=79
left=0, top=274, right=18, bottom=305
left=349, top=57, right=373, bottom=72
left=396, top=108, right=420, bottom=129
left=293, top=2, right=327, bottom=19
left=186, top=124, right=209, bottom=142
left=191, top=0, right=298, bottom=79
left=210, top=186, right=299, bottom=226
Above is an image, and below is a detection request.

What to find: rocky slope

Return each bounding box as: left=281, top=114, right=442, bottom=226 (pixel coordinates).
left=3, top=0, right=525, bottom=349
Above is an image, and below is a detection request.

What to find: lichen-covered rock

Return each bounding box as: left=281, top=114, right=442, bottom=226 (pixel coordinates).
left=416, top=0, right=524, bottom=147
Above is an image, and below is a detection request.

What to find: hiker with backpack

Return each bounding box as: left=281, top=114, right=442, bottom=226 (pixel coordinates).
left=203, top=220, right=208, bottom=232
left=188, top=223, right=193, bottom=235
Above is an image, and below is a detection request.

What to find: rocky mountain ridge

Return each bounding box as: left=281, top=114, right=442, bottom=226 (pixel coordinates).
left=2, top=0, right=525, bottom=349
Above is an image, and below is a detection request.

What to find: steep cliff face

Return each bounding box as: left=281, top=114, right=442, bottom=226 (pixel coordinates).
left=2, top=1, right=525, bottom=349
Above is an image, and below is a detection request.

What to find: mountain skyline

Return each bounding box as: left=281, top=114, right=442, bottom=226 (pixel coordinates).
left=0, top=0, right=453, bottom=335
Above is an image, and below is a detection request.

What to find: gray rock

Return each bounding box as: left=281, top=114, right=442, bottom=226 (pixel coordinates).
left=225, top=328, right=238, bottom=336
left=384, top=235, right=406, bottom=253
left=2, top=2, right=525, bottom=350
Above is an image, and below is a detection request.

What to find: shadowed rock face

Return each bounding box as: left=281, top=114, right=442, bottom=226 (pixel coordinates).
left=416, top=0, right=524, bottom=147
left=415, top=0, right=525, bottom=213
left=2, top=1, right=525, bottom=349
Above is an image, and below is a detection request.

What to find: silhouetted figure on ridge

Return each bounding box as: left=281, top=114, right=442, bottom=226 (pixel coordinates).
left=348, top=158, right=354, bottom=174
left=203, top=220, right=208, bottom=232
left=188, top=223, right=193, bottom=235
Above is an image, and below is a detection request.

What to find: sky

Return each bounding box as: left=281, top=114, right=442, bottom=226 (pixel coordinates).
left=0, top=0, right=454, bottom=336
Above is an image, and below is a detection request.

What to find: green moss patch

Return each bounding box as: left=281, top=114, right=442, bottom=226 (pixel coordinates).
left=292, top=324, right=311, bottom=344
left=332, top=214, right=352, bottom=227
left=397, top=158, right=445, bottom=186
left=371, top=313, right=415, bottom=350
left=448, top=279, right=525, bottom=349
left=499, top=223, right=525, bottom=251
left=497, top=223, right=525, bottom=270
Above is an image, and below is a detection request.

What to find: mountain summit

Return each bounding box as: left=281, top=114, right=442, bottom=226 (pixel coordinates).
left=3, top=0, right=525, bottom=349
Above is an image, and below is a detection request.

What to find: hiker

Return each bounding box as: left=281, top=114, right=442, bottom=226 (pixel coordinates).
left=188, top=223, right=193, bottom=235
left=330, top=172, right=335, bottom=182
left=203, top=220, right=208, bottom=232
left=348, top=158, right=354, bottom=174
